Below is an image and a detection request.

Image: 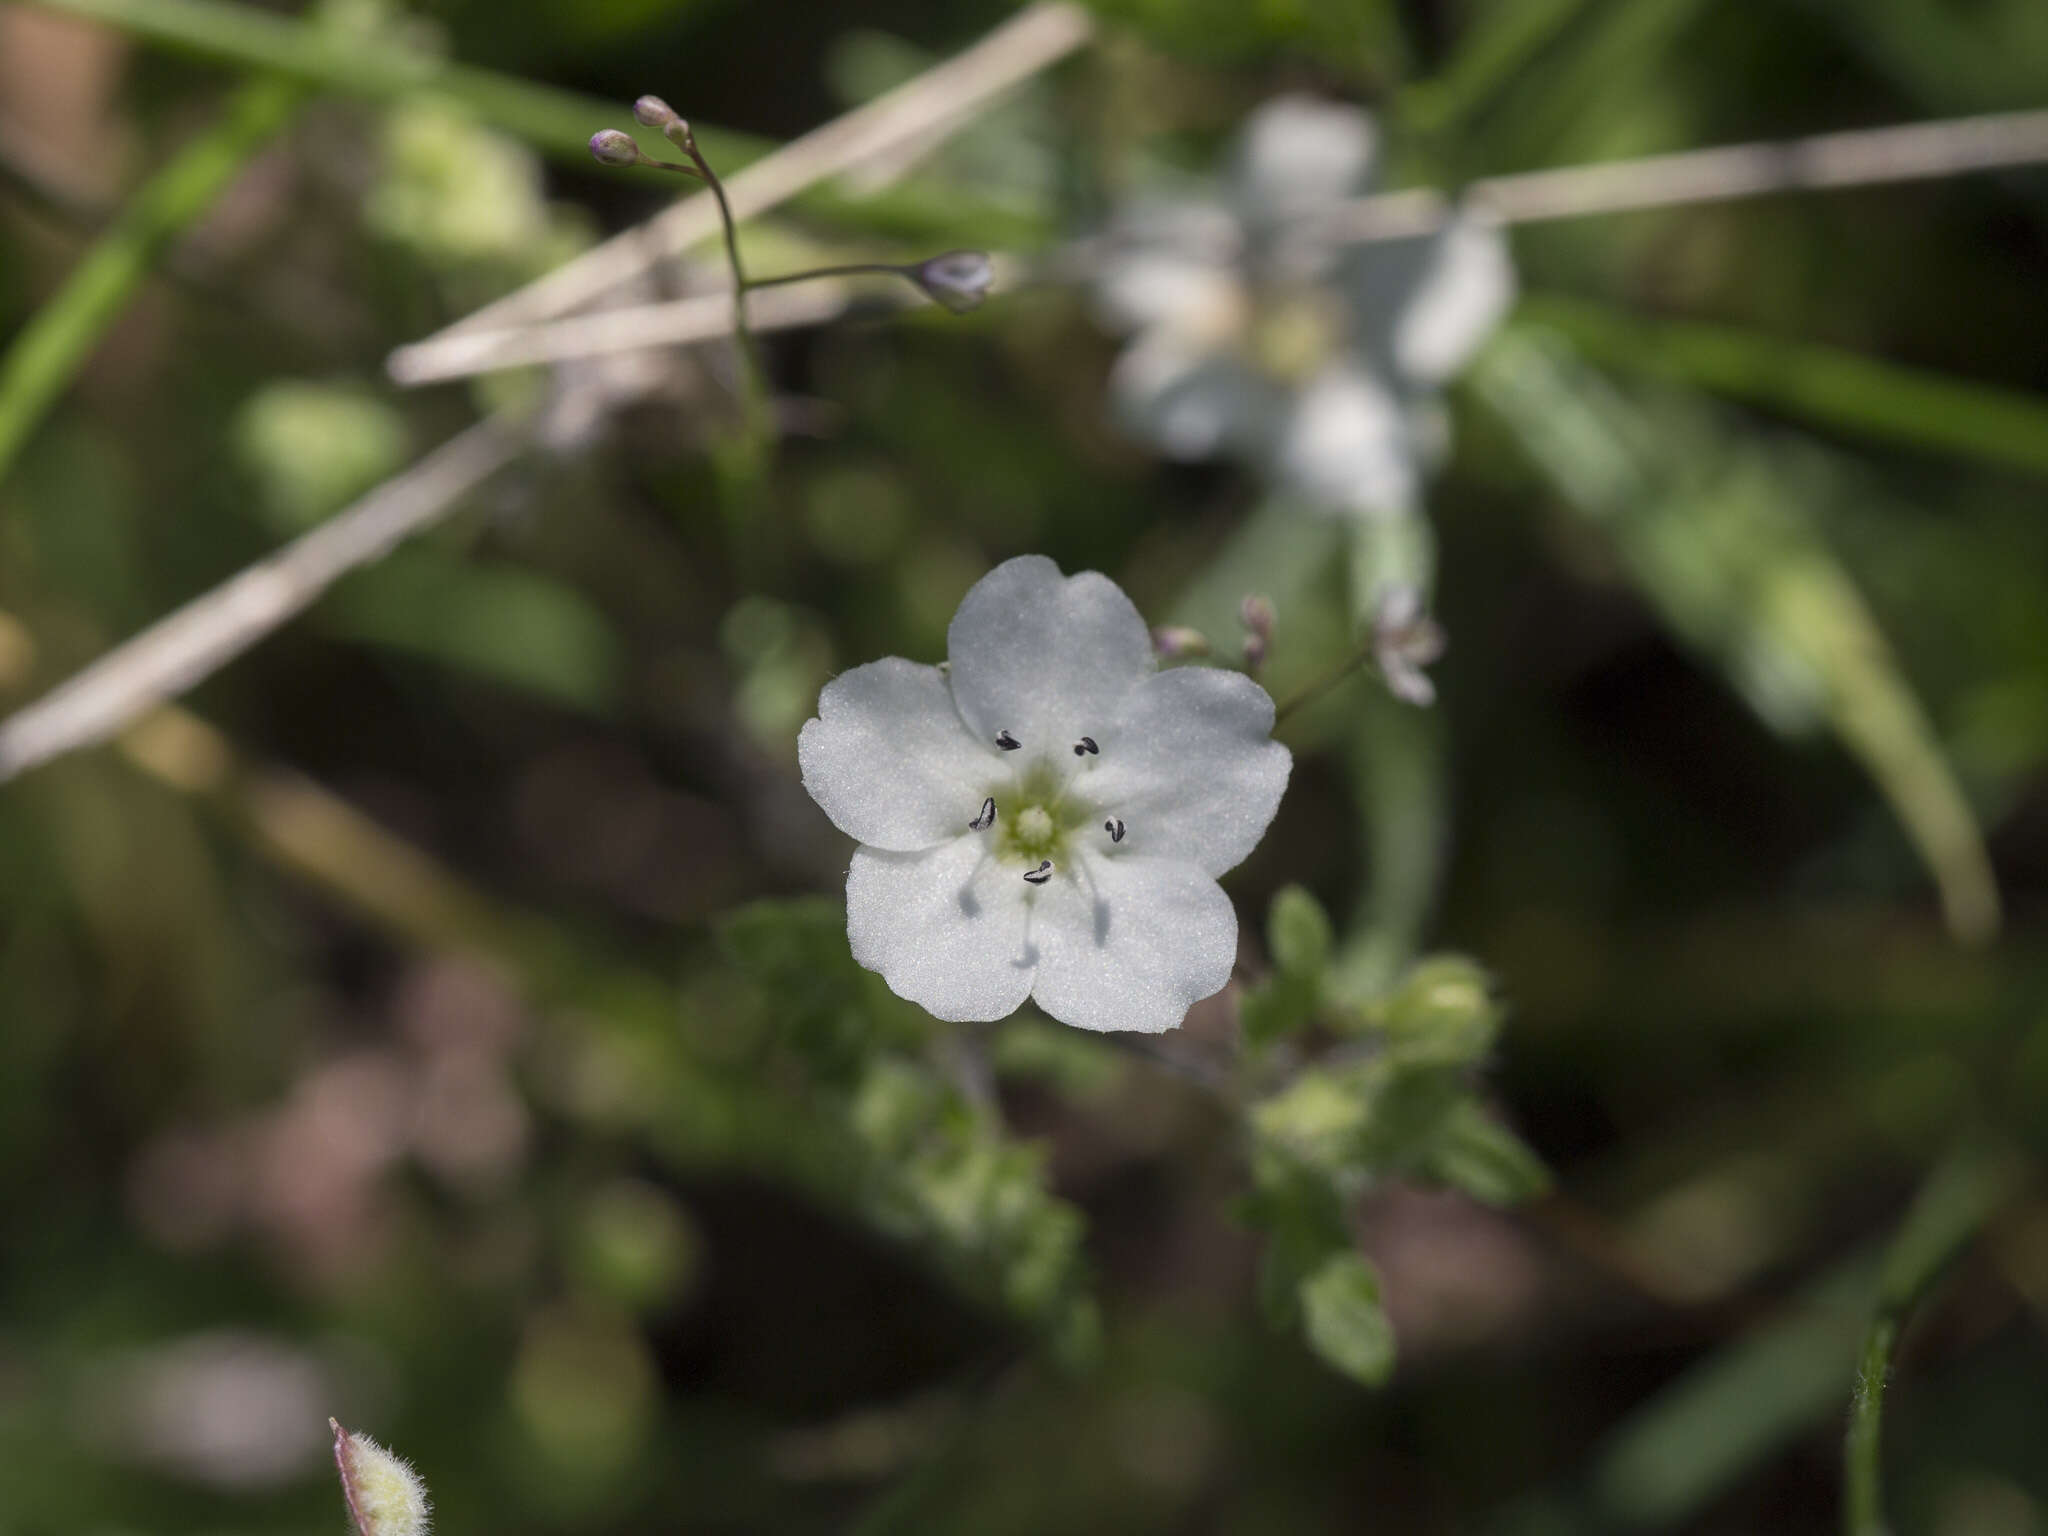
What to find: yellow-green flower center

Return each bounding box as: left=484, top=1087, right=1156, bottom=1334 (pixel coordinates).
left=991, top=763, right=1089, bottom=867
left=1249, top=285, right=1345, bottom=383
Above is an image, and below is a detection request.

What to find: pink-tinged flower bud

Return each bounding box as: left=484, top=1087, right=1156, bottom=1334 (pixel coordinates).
left=911, top=250, right=995, bottom=314
left=1240, top=594, right=1275, bottom=672
left=1151, top=625, right=1210, bottom=659
left=632, top=95, right=678, bottom=129
left=588, top=130, right=641, bottom=168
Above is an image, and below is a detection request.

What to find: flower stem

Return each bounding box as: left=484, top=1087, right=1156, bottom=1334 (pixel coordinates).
left=744, top=260, right=910, bottom=291
left=1843, top=1137, right=2018, bottom=1536
left=1272, top=645, right=1374, bottom=726
left=671, top=126, right=772, bottom=454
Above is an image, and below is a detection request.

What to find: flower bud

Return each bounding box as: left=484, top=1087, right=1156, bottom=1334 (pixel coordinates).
left=632, top=95, right=678, bottom=129
left=588, top=129, right=641, bottom=168
left=1151, top=625, right=1210, bottom=659
left=332, top=1419, right=432, bottom=1536
left=1240, top=594, right=1275, bottom=672
left=910, top=249, right=994, bottom=314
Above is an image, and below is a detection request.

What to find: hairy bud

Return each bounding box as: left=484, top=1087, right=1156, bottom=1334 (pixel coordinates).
left=332, top=1419, right=432, bottom=1536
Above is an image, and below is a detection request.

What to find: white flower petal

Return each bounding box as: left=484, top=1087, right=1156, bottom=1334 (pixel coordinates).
left=1275, top=364, right=1421, bottom=518
left=1029, top=854, right=1238, bottom=1033
left=1392, top=207, right=1517, bottom=385
left=1340, top=209, right=1515, bottom=388
left=1093, top=240, right=1243, bottom=336
left=799, top=658, right=995, bottom=851
left=947, top=556, right=1156, bottom=757
left=1110, top=331, right=1275, bottom=462
left=1075, top=665, right=1291, bottom=877
left=847, top=837, right=1036, bottom=1022
left=1231, top=95, right=1377, bottom=228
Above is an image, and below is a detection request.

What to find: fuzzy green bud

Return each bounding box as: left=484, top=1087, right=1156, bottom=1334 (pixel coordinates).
left=332, top=1420, right=431, bottom=1536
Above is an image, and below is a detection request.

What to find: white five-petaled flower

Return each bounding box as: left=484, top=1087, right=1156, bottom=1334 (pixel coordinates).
left=799, top=556, right=1291, bottom=1034
left=1093, top=95, right=1516, bottom=521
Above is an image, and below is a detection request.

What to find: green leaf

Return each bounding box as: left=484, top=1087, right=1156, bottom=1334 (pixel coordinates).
left=1240, top=972, right=1321, bottom=1052
left=1268, top=885, right=1334, bottom=978
left=1590, top=1257, right=1878, bottom=1528
left=1375, top=955, right=1501, bottom=1067
left=717, top=896, right=876, bottom=1080
left=1239, top=1163, right=1351, bottom=1329
left=1250, top=1068, right=1373, bottom=1179
left=1473, top=327, right=2001, bottom=945
left=235, top=381, right=409, bottom=534
left=1426, top=1100, right=1551, bottom=1207
left=1299, top=1251, right=1396, bottom=1387
left=321, top=548, right=622, bottom=713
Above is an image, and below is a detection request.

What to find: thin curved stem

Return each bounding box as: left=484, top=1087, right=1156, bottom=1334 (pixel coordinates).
left=1273, top=644, right=1374, bottom=726
left=745, top=260, right=908, bottom=291
left=678, top=129, right=768, bottom=421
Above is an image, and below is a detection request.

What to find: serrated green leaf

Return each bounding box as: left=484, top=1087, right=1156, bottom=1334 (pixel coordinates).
left=1300, top=1251, right=1396, bottom=1387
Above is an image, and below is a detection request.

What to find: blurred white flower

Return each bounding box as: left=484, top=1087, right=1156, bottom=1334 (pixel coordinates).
left=799, top=555, right=1289, bottom=1033
left=1093, top=95, right=1516, bottom=520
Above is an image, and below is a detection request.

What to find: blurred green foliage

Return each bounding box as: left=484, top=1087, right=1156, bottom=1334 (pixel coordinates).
left=0, top=0, right=2044, bottom=1532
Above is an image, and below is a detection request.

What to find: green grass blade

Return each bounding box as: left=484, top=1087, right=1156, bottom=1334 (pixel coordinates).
left=1522, top=293, right=2048, bottom=480
left=0, top=76, right=300, bottom=494
left=25, top=0, right=752, bottom=167
left=1473, top=327, right=2002, bottom=944
left=1401, top=0, right=1598, bottom=138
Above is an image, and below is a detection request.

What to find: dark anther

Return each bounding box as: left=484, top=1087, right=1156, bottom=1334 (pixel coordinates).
left=995, top=730, right=1021, bottom=751
left=969, top=797, right=996, bottom=832
left=1022, top=861, right=1053, bottom=885
left=1105, top=818, right=1125, bottom=843
left=1072, top=736, right=1099, bottom=756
